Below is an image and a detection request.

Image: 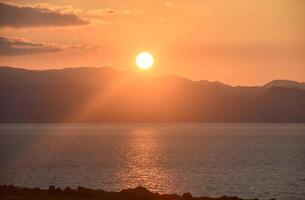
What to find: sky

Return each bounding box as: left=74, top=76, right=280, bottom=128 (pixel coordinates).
left=0, top=0, right=304, bottom=85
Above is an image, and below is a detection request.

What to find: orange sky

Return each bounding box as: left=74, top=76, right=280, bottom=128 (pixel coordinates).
left=0, top=0, right=304, bottom=85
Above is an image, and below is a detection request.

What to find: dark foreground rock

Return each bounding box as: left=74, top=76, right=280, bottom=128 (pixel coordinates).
left=0, top=185, right=275, bottom=200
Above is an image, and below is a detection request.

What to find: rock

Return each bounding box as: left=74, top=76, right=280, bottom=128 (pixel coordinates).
left=120, top=186, right=155, bottom=200
left=63, top=187, right=72, bottom=194
left=47, top=185, right=55, bottom=195
left=182, top=192, right=192, bottom=199
left=77, top=186, right=95, bottom=197
left=0, top=184, right=271, bottom=200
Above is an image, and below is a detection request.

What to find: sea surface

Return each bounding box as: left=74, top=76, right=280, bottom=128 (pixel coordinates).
left=0, top=123, right=304, bottom=200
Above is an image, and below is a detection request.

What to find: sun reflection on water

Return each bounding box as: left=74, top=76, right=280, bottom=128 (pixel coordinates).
left=113, top=128, right=174, bottom=193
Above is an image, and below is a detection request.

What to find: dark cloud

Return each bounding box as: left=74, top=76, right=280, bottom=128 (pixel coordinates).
left=0, top=36, right=61, bottom=55
left=0, top=2, right=88, bottom=28
left=0, top=36, right=93, bottom=56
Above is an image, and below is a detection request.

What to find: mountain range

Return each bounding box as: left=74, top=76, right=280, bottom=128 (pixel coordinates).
left=0, top=66, right=304, bottom=122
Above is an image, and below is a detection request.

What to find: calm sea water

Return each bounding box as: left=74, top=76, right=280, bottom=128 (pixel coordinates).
left=0, top=123, right=304, bottom=200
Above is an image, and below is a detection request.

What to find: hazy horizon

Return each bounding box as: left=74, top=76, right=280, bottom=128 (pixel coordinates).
left=1, top=65, right=305, bottom=123
left=1, top=65, right=305, bottom=87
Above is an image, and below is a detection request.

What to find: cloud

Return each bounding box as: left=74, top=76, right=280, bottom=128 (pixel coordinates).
left=0, top=2, right=88, bottom=28
left=84, top=8, right=133, bottom=25
left=86, top=8, right=131, bottom=20
left=0, top=36, right=93, bottom=56
left=0, top=2, right=134, bottom=28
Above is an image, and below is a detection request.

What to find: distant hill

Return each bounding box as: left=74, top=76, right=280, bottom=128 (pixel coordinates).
left=264, top=79, right=305, bottom=90
left=0, top=66, right=304, bottom=122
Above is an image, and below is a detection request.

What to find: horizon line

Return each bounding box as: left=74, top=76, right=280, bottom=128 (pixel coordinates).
left=1, top=65, right=304, bottom=87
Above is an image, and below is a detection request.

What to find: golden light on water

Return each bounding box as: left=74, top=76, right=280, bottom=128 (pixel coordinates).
left=136, top=52, right=154, bottom=70
left=113, top=128, right=173, bottom=192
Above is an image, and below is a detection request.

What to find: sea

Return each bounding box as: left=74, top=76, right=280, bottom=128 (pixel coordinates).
left=0, top=123, right=304, bottom=200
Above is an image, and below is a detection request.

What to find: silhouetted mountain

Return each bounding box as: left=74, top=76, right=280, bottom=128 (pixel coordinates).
left=264, top=79, right=305, bottom=90
left=0, top=66, right=304, bottom=122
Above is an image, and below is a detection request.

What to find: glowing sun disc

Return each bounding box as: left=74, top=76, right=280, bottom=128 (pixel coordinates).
left=136, top=52, right=154, bottom=69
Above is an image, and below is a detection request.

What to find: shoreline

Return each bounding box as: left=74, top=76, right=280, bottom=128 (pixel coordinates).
left=0, top=185, right=274, bottom=200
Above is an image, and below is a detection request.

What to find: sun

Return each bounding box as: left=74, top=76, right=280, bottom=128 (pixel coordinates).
left=136, top=52, right=154, bottom=69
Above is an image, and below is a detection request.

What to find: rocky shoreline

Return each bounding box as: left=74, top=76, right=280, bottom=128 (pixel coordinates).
left=0, top=185, right=275, bottom=200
